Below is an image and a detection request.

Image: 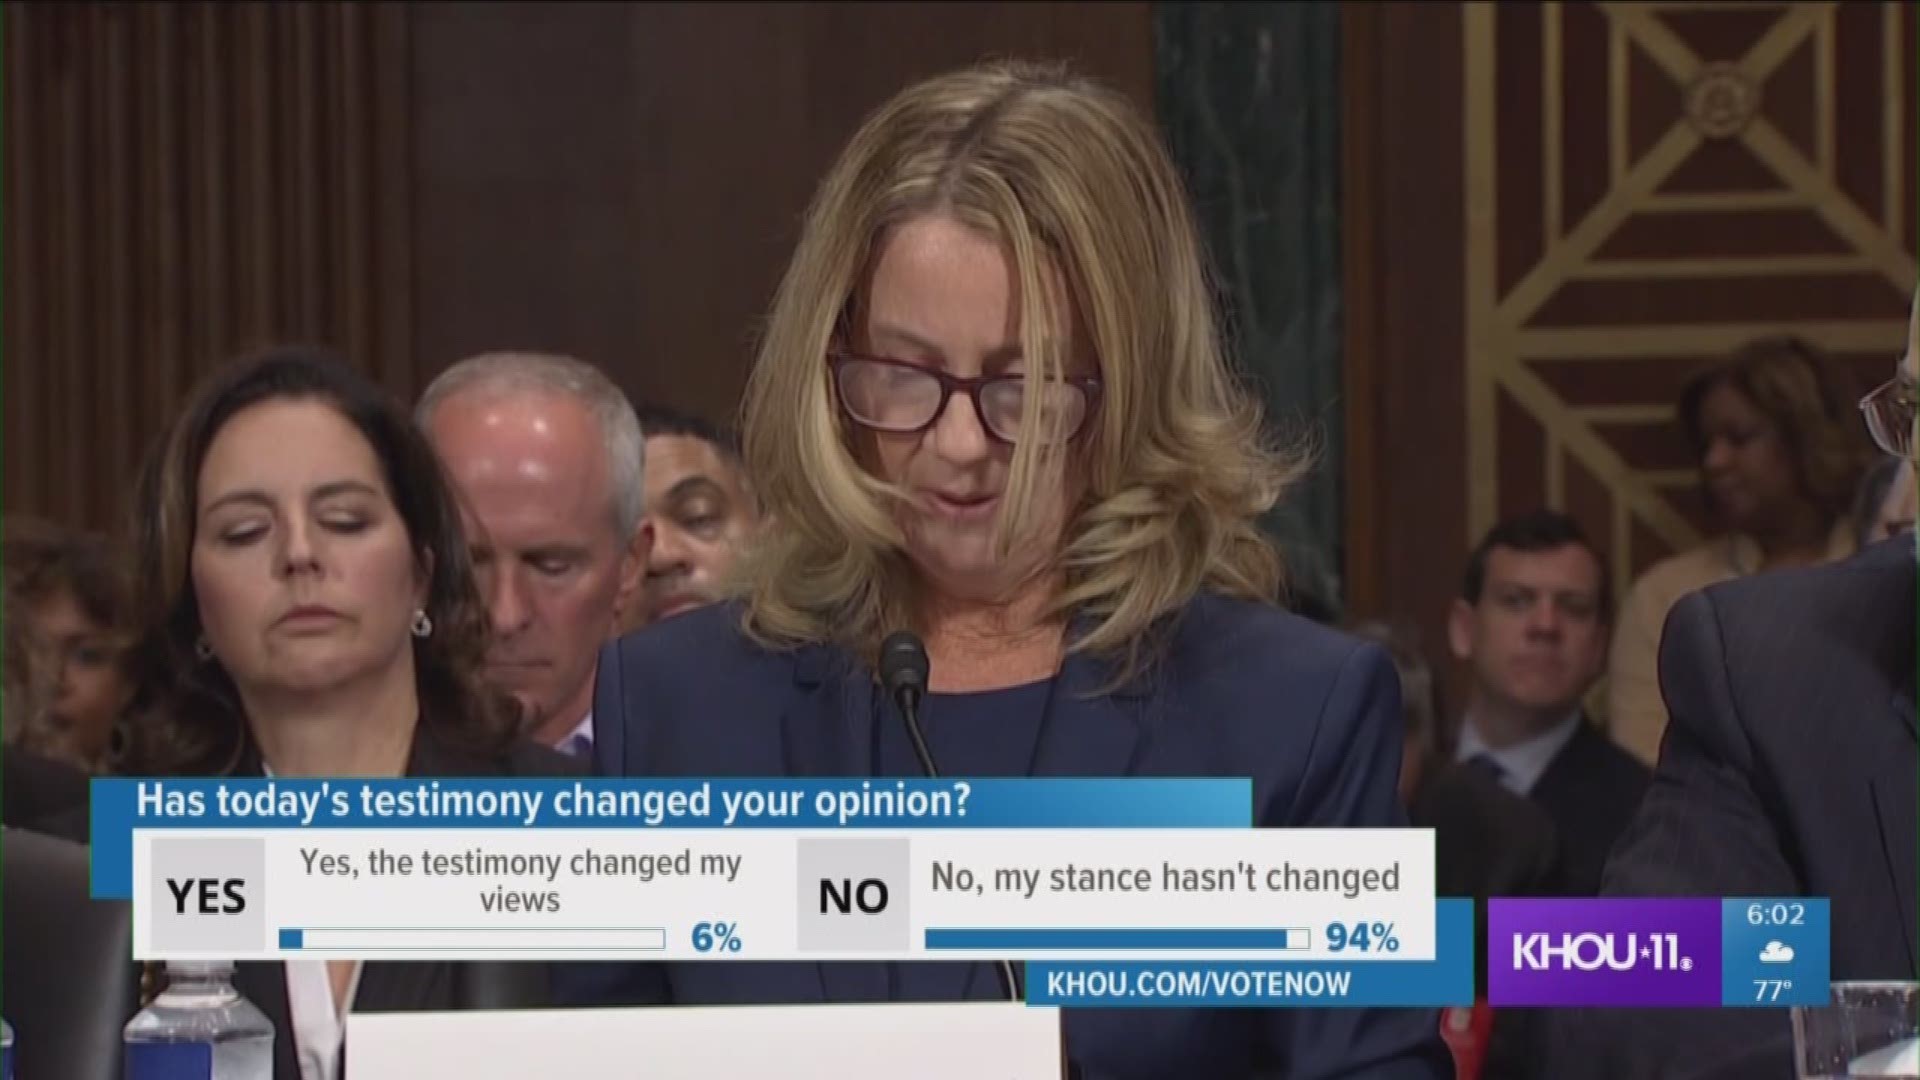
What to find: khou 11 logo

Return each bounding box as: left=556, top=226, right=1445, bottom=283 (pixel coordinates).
left=1488, top=899, right=1723, bottom=1007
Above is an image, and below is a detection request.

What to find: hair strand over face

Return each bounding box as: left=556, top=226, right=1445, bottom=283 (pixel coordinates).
left=734, top=61, right=1301, bottom=684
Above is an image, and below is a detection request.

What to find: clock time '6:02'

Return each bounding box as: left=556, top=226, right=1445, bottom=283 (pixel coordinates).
left=1746, top=902, right=1805, bottom=926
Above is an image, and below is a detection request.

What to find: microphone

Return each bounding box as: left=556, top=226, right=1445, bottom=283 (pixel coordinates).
left=878, top=630, right=1022, bottom=1004
left=879, top=631, right=936, bottom=779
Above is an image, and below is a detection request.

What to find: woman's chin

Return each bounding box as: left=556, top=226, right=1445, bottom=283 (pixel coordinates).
left=251, top=652, right=390, bottom=699
left=908, top=555, right=1047, bottom=605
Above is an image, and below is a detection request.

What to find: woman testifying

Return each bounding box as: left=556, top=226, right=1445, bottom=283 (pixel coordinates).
left=123, top=349, right=579, bottom=1080
left=583, top=62, right=1449, bottom=1077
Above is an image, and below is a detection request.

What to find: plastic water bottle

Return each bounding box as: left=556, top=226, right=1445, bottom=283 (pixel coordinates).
left=3, top=1016, right=14, bottom=1080
left=123, top=960, right=272, bottom=1079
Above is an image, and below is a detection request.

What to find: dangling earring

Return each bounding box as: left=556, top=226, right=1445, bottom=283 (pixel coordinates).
left=194, top=636, right=214, bottom=662
left=411, top=609, right=433, bottom=638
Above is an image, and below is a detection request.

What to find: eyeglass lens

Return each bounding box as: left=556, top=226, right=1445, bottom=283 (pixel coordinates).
left=836, top=359, right=1087, bottom=442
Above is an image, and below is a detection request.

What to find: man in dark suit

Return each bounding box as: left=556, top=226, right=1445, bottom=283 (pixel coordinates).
left=1353, top=617, right=1562, bottom=1080
left=1350, top=618, right=1564, bottom=924
left=1547, top=304, right=1919, bottom=1080
left=1547, top=533, right=1917, bottom=1078
left=1447, top=510, right=1651, bottom=897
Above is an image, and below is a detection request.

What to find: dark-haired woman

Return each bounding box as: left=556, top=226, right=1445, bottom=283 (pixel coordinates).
left=122, top=347, right=579, bottom=1080
left=1607, top=337, right=1870, bottom=765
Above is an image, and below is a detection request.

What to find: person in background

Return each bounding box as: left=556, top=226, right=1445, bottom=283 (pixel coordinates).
left=1352, top=617, right=1558, bottom=1080
left=1449, top=510, right=1648, bottom=897
left=1607, top=337, right=1869, bottom=765
left=1877, top=458, right=1917, bottom=540
left=1545, top=297, right=1920, bottom=1080
left=1353, top=617, right=1560, bottom=913
left=577, top=60, right=1451, bottom=1077
left=1850, top=455, right=1906, bottom=547
left=2, top=517, right=137, bottom=772
left=123, top=347, right=579, bottom=1080
left=418, top=353, right=650, bottom=756
left=632, top=404, right=760, bottom=626
left=0, top=536, right=96, bottom=840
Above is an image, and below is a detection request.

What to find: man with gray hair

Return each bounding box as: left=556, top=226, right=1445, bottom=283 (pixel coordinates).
left=418, top=352, right=650, bottom=754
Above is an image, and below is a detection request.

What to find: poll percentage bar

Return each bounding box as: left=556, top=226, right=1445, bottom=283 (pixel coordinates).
left=1028, top=900, right=1477, bottom=1008
left=129, top=827, right=1436, bottom=964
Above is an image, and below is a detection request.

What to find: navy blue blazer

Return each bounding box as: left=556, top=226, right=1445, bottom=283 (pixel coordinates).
left=576, top=591, right=1451, bottom=1080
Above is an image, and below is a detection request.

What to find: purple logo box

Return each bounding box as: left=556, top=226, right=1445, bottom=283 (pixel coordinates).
left=1488, top=899, right=1722, bottom=1007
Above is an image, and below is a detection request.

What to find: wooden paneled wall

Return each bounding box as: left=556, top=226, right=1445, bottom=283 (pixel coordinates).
left=2, top=2, right=1154, bottom=535
left=1344, top=0, right=1916, bottom=719
left=405, top=1, right=1155, bottom=431
left=4, top=3, right=414, bottom=531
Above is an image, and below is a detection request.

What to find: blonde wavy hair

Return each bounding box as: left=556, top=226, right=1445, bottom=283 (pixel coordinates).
left=736, top=60, right=1304, bottom=679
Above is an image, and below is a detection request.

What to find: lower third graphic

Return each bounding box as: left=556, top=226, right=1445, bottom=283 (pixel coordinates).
left=1487, top=899, right=1721, bottom=1007
left=1487, top=897, right=1832, bottom=1008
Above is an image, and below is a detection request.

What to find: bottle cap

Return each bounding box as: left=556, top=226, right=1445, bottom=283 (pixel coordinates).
left=165, top=959, right=235, bottom=977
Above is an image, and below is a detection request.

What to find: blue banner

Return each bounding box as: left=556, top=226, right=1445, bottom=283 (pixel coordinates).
left=1720, top=898, right=1831, bottom=1007
left=1026, top=899, right=1475, bottom=1008
left=90, top=778, right=1251, bottom=898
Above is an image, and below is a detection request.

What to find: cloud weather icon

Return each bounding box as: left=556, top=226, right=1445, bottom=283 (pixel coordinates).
left=1759, top=941, right=1795, bottom=964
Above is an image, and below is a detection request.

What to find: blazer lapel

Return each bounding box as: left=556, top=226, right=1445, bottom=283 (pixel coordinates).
left=1877, top=681, right=1918, bottom=976
left=1890, top=671, right=1917, bottom=743
left=781, top=644, right=888, bottom=1004
left=234, top=961, right=299, bottom=1080
left=405, top=725, right=499, bottom=778
left=781, top=645, right=874, bottom=780
left=1871, top=765, right=1919, bottom=976
left=1027, top=641, right=1152, bottom=779
left=782, top=624, right=1156, bottom=781
left=1876, top=541, right=1916, bottom=745
left=341, top=728, right=485, bottom=1015
left=351, top=960, right=450, bottom=1014
left=1865, top=553, right=1915, bottom=972
left=973, top=636, right=1158, bottom=1001
left=591, top=641, right=625, bottom=773
left=925, top=638, right=1152, bottom=1005
left=782, top=631, right=1154, bottom=1003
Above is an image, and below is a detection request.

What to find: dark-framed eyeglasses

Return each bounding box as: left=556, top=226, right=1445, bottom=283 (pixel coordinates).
left=1859, top=374, right=1916, bottom=459
left=828, top=352, right=1101, bottom=444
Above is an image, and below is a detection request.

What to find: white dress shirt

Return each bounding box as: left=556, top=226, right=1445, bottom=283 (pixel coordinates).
left=263, top=763, right=361, bottom=1080
left=284, top=957, right=360, bottom=1080
left=1454, top=711, right=1582, bottom=796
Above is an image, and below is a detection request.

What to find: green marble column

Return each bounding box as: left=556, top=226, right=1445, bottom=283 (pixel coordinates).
left=1154, top=1, right=1346, bottom=620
